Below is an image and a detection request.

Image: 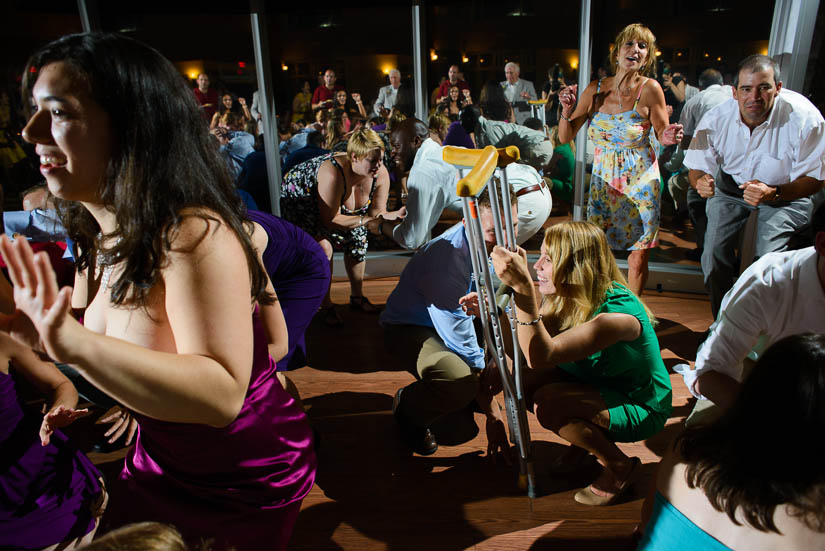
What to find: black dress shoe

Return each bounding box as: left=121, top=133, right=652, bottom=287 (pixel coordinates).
left=393, top=389, right=438, bottom=456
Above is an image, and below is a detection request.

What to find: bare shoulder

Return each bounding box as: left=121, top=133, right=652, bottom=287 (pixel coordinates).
left=641, top=78, right=665, bottom=98
left=248, top=220, right=268, bottom=256
left=165, top=208, right=245, bottom=260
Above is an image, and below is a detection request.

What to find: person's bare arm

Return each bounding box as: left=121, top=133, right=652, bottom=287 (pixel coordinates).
left=694, top=370, right=740, bottom=410
left=642, top=79, right=682, bottom=145
left=209, top=111, right=220, bottom=130
left=491, top=246, right=641, bottom=371
left=0, top=216, right=258, bottom=428
left=557, top=81, right=598, bottom=144
left=352, top=93, right=367, bottom=119
left=1, top=331, right=88, bottom=445
left=739, top=176, right=824, bottom=206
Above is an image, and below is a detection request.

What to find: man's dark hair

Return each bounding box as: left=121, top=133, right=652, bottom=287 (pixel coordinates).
left=675, top=333, right=825, bottom=533
left=459, top=105, right=480, bottom=135
left=23, top=32, right=271, bottom=307
left=478, top=81, right=510, bottom=122
left=522, top=117, right=543, bottom=131
left=733, top=54, right=781, bottom=87
left=306, top=129, right=324, bottom=148
left=477, top=182, right=518, bottom=209
left=698, top=69, right=724, bottom=90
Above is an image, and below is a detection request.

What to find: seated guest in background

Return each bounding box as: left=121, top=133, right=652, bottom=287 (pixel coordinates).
left=15, top=32, right=315, bottom=550
left=0, top=332, right=107, bottom=549
left=489, top=222, right=672, bottom=506
left=283, top=129, right=329, bottom=176
left=374, top=69, right=402, bottom=118
left=545, top=125, right=576, bottom=208
left=501, top=62, right=537, bottom=125
left=211, top=112, right=255, bottom=182
left=640, top=333, right=825, bottom=550
left=210, top=93, right=252, bottom=130
left=438, top=64, right=470, bottom=101
left=427, top=111, right=452, bottom=145
left=439, top=84, right=472, bottom=119
left=685, top=54, right=825, bottom=318
left=192, top=72, right=218, bottom=122
left=659, top=62, right=686, bottom=123
left=312, top=68, right=344, bottom=111
left=443, top=105, right=477, bottom=148
left=381, top=187, right=517, bottom=455
left=281, top=128, right=405, bottom=325
left=331, top=89, right=367, bottom=120
left=677, top=203, right=825, bottom=427
left=472, top=89, right=554, bottom=171
left=542, top=64, right=567, bottom=127
left=291, top=81, right=313, bottom=125
left=325, top=109, right=350, bottom=152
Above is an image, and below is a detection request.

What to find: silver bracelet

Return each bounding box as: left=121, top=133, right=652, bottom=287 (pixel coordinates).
left=516, top=296, right=546, bottom=326
left=516, top=313, right=543, bottom=326
left=359, top=215, right=364, bottom=227
left=560, top=112, right=573, bottom=122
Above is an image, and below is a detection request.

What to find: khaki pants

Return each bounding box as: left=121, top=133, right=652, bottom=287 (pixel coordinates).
left=384, top=324, right=479, bottom=428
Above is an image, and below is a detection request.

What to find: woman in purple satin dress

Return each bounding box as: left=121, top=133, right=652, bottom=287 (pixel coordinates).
left=246, top=210, right=330, bottom=373
left=3, top=33, right=315, bottom=550
left=0, top=331, right=105, bottom=550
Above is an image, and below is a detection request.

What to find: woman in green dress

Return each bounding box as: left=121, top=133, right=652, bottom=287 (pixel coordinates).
left=490, top=221, right=671, bottom=506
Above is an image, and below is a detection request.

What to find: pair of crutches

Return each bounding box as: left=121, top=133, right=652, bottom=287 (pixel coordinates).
left=442, top=145, right=539, bottom=498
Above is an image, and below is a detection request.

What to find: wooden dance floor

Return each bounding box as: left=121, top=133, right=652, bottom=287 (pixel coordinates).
left=285, top=279, right=711, bottom=550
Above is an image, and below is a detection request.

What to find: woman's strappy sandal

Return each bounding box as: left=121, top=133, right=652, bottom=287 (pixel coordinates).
left=574, top=456, right=641, bottom=506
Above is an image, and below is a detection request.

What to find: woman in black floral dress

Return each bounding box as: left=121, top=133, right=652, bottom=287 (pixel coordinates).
left=281, top=128, right=406, bottom=325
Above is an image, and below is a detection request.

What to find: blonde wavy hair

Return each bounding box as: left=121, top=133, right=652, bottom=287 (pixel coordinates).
left=540, top=221, right=655, bottom=334
left=610, top=23, right=658, bottom=77
left=346, top=127, right=384, bottom=159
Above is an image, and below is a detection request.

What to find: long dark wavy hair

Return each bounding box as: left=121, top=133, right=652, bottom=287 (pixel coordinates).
left=675, top=333, right=825, bottom=533
left=22, top=33, right=271, bottom=307
left=478, top=81, right=511, bottom=122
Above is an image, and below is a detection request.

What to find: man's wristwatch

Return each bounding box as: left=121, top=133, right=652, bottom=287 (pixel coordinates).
left=773, top=186, right=782, bottom=202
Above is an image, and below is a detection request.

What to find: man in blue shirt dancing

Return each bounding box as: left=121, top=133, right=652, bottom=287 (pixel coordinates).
left=380, top=186, right=518, bottom=455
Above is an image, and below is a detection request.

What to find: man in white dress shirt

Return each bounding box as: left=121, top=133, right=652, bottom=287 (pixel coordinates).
left=500, top=62, right=537, bottom=125
left=373, top=118, right=551, bottom=250
left=680, top=203, right=825, bottom=426
left=374, top=69, right=401, bottom=117
left=684, top=54, right=825, bottom=317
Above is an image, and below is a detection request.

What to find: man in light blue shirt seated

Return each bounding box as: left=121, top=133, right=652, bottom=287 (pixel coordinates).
left=380, top=186, right=517, bottom=455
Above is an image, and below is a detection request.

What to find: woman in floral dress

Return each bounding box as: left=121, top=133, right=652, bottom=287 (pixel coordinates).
left=557, top=23, right=683, bottom=295
left=281, top=128, right=406, bottom=325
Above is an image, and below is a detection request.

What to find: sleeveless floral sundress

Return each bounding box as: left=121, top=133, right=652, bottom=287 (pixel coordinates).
left=587, top=78, right=660, bottom=250
left=281, top=153, right=376, bottom=262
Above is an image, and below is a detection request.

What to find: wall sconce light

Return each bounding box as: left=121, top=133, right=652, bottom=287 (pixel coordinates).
left=430, top=49, right=438, bottom=61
